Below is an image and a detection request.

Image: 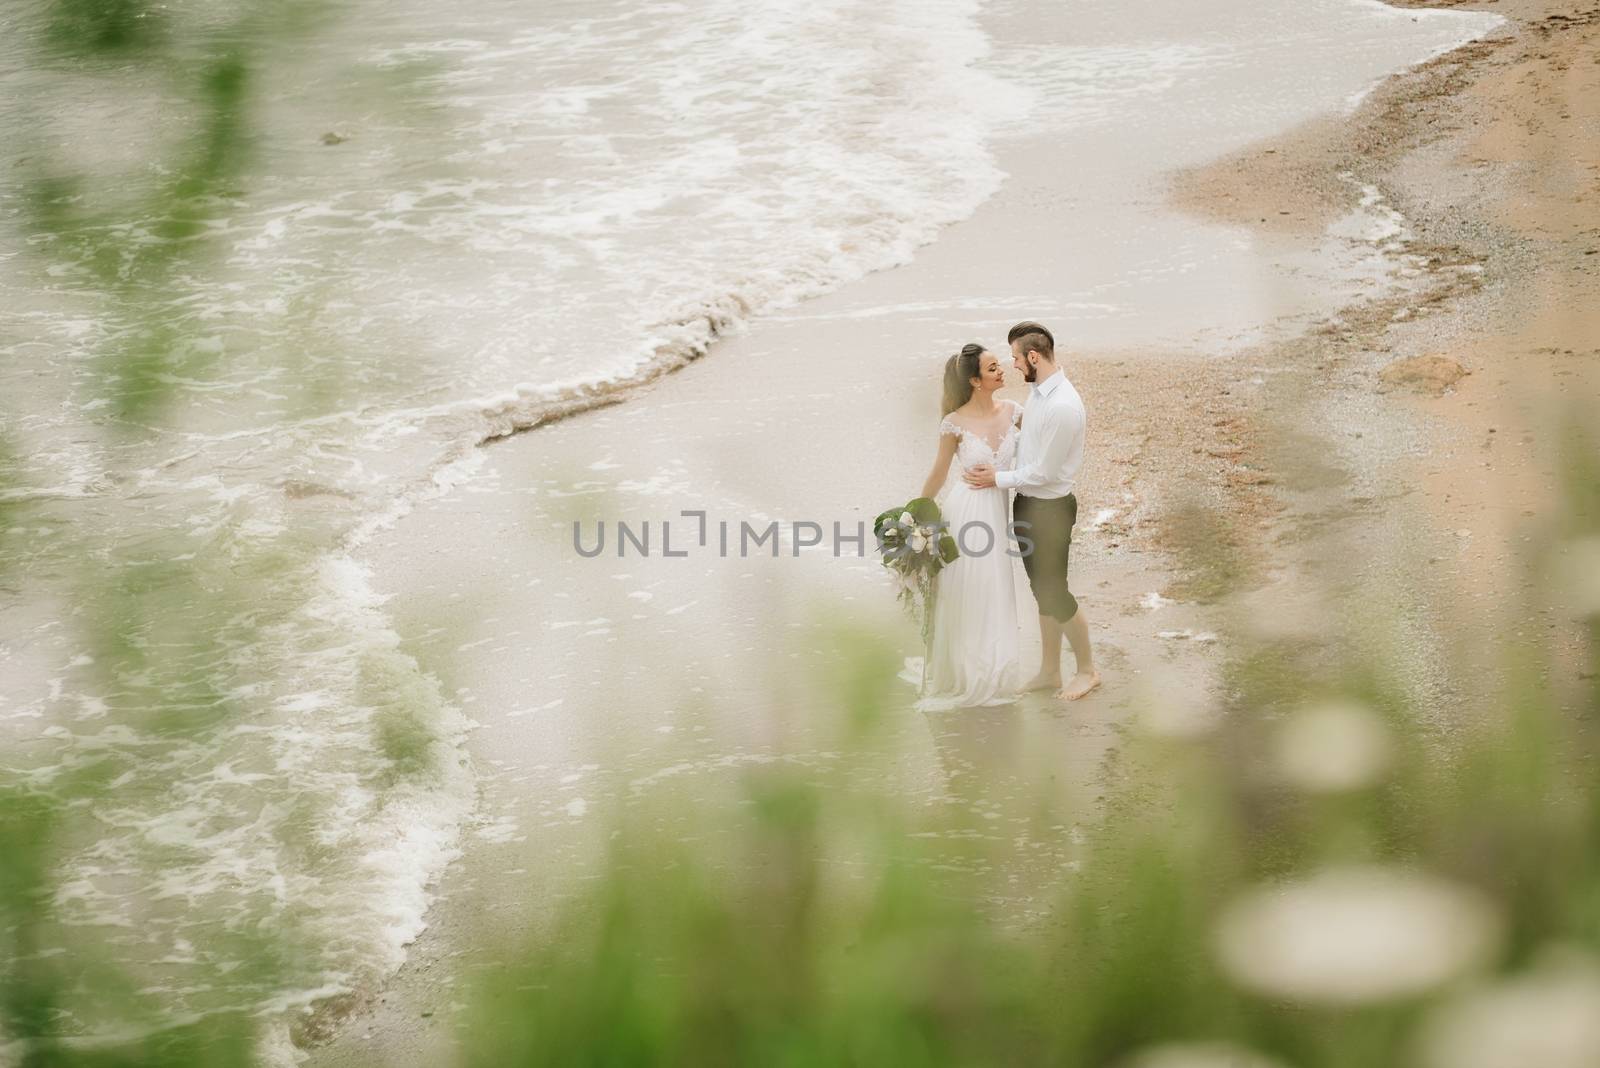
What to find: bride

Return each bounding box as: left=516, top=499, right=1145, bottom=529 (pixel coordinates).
left=906, top=342, right=1023, bottom=711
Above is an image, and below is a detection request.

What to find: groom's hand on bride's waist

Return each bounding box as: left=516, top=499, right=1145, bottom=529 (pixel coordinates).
left=964, top=464, right=997, bottom=489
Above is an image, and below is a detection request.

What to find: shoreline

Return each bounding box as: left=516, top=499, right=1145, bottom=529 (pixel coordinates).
left=1163, top=0, right=1596, bottom=708
left=300, top=2, right=1592, bottom=1062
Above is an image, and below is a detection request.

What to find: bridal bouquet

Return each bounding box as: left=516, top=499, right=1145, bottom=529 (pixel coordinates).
left=873, top=497, right=958, bottom=684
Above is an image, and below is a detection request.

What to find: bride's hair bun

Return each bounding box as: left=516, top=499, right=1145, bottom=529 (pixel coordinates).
left=941, top=343, right=985, bottom=415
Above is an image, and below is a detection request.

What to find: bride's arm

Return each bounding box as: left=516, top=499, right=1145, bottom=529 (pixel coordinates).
left=919, top=431, right=960, bottom=500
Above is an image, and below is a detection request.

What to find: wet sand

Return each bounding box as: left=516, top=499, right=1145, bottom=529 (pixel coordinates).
left=1168, top=0, right=1598, bottom=707
left=303, top=1, right=1596, bottom=1061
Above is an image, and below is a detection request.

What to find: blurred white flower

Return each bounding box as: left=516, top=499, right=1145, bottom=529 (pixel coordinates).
left=1559, top=536, right=1600, bottom=617
left=899, top=511, right=914, bottom=526
left=1214, top=866, right=1500, bottom=1005
left=1416, top=956, right=1600, bottom=1068
left=909, top=531, right=927, bottom=553
left=1120, top=1041, right=1289, bottom=1068
left=1272, top=699, right=1391, bottom=793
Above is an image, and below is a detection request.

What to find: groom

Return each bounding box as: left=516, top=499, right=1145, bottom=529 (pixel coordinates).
left=964, top=321, right=1100, bottom=702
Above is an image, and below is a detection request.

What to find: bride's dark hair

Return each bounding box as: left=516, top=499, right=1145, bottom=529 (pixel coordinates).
left=941, top=343, right=985, bottom=416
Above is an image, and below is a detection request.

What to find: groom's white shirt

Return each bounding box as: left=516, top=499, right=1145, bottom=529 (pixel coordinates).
left=995, top=367, right=1084, bottom=499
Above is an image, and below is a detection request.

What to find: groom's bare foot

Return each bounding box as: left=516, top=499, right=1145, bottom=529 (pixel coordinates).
left=1023, top=672, right=1062, bottom=692
left=1055, top=671, right=1101, bottom=702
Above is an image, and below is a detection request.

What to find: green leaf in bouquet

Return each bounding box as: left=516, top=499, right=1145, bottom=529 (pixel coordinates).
left=906, top=497, right=943, bottom=524
left=938, top=533, right=959, bottom=565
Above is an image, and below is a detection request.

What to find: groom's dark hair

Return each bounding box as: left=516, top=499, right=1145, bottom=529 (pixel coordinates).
left=1008, top=321, right=1055, bottom=362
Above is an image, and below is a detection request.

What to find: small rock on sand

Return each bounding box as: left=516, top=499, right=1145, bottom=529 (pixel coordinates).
left=1377, top=354, right=1468, bottom=395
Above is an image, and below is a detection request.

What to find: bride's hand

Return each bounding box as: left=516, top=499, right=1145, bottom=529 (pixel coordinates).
left=963, top=464, right=997, bottom=489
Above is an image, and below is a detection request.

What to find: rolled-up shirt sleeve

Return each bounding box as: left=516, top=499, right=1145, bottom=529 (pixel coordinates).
left=996, top=400, right=1081, bottom=492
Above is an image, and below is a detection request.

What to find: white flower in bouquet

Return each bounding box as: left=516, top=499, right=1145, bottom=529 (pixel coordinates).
left=909, top=530, right=927, bottom=553
left=898, top=511, right=914, bottom=526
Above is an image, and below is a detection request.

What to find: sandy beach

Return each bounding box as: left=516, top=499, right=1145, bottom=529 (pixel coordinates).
left=303, top=1, right=1597, bottom=1062
left=1168, top=0, right=1598, bottom=705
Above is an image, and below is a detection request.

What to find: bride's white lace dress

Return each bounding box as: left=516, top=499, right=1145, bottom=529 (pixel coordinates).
left=906, top=400, right=1024, bottom=711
